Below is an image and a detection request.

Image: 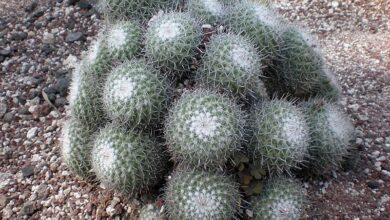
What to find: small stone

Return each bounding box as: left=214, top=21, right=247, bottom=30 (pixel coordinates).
left=377, top=156, right=387, bottom=162
left=348, top=103, right=359, bottom=111
left=372, top=150, right=380, bottom=158
left=43, top=33, right=55, bottom=44
left=19, top=201, right=38, bottom=216
left=22, top=165, right=34, bottom=178
left=3, top=112, right=14, bottom=123
left=78, top=0, right=92, bottom=9
left=331, top=1, right=339, bottom=8
left=367, top=180, right=380, bottom=189
left=27, top=127, right=38, bottom=139
left=67, top=0, right=80, bottom=6
left=10, top=32, right=28, bottom=41
left=25, top=1, right=38, bottom=12
left=41, top=44, right=55, bottom=55
left=0, top=103, right=7, bottom=118
left=0, top=49, right=11, bottom=56
left=65, top=32, right=84, bottom=43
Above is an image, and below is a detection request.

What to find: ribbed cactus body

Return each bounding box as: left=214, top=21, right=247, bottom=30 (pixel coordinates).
left=103, top=59, right=169, bottom=128
left=250, top=100, right=310, bottom=174
left=97, top=0, right=178, bottom=21
left=165, top=89, right=244, bottom=168
left=187, top=0, right=225, bottom=24
left=196, top=33, right=267, bottom=99
left=61, top=118, right=94, bottom=179
left=165, top=170, right=240, bottom=220
left=305, top=100, right=355, bottom=173
left=104, top=21, right=142, bottom=60
left=277, top=29, right=339, bottom=99
left=252, top=177, right=304, bottom=220
left=83, top=36, right=111, bottom=77
left=145, top=12, right=202, bottom=74
left=69, top=63, right=105, bottom=128
left=91, top=126, right=167, bottom=193
left=225, top=1, right=281, bottom=60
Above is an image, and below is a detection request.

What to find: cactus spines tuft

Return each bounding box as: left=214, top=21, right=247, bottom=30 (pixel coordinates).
left=225, top=1, right=281, bottom=60
left=252, top=177, right=304, bottom=220
left=165, top=89, right=245, bottom=168
left=61, top=118, right=94, bottom=179
left=139, top=204, right=166, bottom=220
left=104, top=21, right=142, bottom=60
left=187, top=0, right=225, bottom=24
left=196, top=33, right=267, bottom=99
left=145, top=12, right=202, bottom=74
left=103, top=59, right=170, bottom=128
left=91, top=125, right=167, bottom=193
left=250, top=99, right=310, bottom=175
left=305, top=99, right=355, bottom=173
left=165, top=170, right=240, bottom=220
left=69, top=63, right=105, bottom=128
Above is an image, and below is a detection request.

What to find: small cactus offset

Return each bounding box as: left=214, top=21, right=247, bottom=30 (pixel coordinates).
left=82, top=35, right=111, bottom=76
left=252, top=177, right=305, bottom=220
left=145, top=12, right=202, bottom=74
left=187, top=0, right=226, bottom=24
left=139, top=204, right=166, bottom=220
left=304, top=99, right=356, bottom=174
left=103, top=20, right=143, bottom=60
left=165, top=170, right=240, bottom=220
left=225, top=1, right=281, bottom=60
left=249, top=99, right=310, bottom=175
left=103, top=59, right=170, bottom=128
left=276, top=28, right=339, bottom=100
left=165, top=89, right=245, bottom=168
left=60, top=118, right=94, bottom=179
left=68, top=62, right=105, bottom=128
left=196, top=33, right=267, bottom=99
left=91, top=125, right=167, bottom=193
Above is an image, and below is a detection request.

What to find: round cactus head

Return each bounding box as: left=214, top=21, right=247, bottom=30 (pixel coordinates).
left=252, top=177, right=305, bottom=220
left=91, top=125, right=167, bottom=193
left=250, top=99, right=310, bottom=175
left=97, top=0, right=178, bottom=21
left=165, top=170, right=240, bottom=220
left=145, top=12, right=202, bottom=74
left=60, top=118, right=94, bottom=179
left=104, top=20, right=142, bottom=60
left=103, top=59, right=170, bottom=129
left=81, top=33, right=111, bottom=76
left=139, top=204, right=166, bottom=220
left=196, top=33, right=267, bottom=100
left=69, top=62, right=105, bottom=129
left=225, top=1, right=281, bottom=60
left=304, top=99, right=355, bottom=174
left=187, top=0, right=226, bottom=24
left=165, top=89, right=245, bottom=168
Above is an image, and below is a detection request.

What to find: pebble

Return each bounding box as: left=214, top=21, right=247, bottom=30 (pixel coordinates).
left=0, top=102, right=7, bottom=118
left=65, top=32, right=84, bottom=42
left=27, top=127, right=39, bottom=139
left=22, top=166, right=35, bottom=178
left=3, top=112, right=14, bottom=123
left=367, top=180, right=380, bottom=189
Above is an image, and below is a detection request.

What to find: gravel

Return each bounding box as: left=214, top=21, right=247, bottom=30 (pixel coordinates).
left=0, top=0, right=389, bottom=219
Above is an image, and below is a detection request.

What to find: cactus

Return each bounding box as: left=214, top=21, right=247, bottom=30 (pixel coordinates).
left=276, top=28, right=340, bottom=100
left=96, top=0, right=178, bottom=21
left=91, top=125, right=167, bottom=193
left=165, top=89, right=245, bottom=168
left=145, top=12, right=202, bottom=74
left=60, top=118, right=94, bottom=179
left=249, top=99, right=310, bottom=175
left=304, top=99, right=355, bottom=173
left=82, top=35, right=111, bottom=76
left=139, top=204, right=166, bottom=220
left=165, top=170, right=240, bottom=220
left=104, top=20, right=143, bottom=61
left=187, top=0, right=225, bottom=24
left=196, top=33, right=267, bottom=100
left=103, top=59, right=170, bottom=128
left=225, top=1, right=281, bottom=60
left=252, top=177, right=304, bottom=220
left=69, top=62, right=105, bottom=128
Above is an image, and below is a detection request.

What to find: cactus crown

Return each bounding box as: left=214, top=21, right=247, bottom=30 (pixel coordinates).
left=165, top=170, right=240, bottom=220
left=165, top=89, right=245, bottom=168
left=187, top=0, right=226, bottom=24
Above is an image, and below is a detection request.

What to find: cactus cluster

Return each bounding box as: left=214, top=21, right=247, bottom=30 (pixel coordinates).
left=60, top=0, right=357, bottom=219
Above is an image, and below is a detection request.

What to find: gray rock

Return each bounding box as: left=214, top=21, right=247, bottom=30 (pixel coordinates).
left=3, top=112, right=14, bottom=123
left=0, top=49, right=11, bottom=56
left=19, top=201, right=37, bottom=216
left=22, top=165, right=34, bottom=178
left=65, top=32, right=84, bottom=42
left=55, top=77, right=70, bottom=97
left=43, top=33, right=55, bottom=44
left=367, top=180, right=380, bottom=189
left=0, top=195, right=10, bottom=209
left=10, top=32, right=28, bottom=41
left=0, top=103, right=7, bottom=118
left=55, top=97, right=67, bottom=107
left=25, top=1, right=38, bottom=13
left=26, top=127, right=38, bottom=139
